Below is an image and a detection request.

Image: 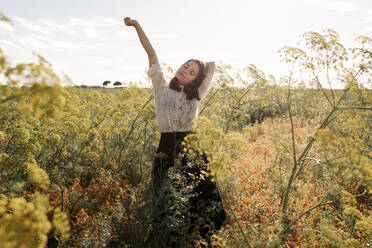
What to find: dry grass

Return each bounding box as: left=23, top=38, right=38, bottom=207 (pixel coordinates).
left=220, top=117, right=328, bottom=247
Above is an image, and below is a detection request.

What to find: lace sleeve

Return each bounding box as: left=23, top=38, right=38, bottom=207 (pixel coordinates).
left=147, top=62, right=166, bottom=95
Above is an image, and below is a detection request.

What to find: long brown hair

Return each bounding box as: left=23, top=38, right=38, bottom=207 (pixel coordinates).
left=169, top=59, right=206, bottom=101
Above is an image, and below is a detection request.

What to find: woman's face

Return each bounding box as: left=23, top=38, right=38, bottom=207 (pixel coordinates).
left=175, top=60, right=200, bottom=85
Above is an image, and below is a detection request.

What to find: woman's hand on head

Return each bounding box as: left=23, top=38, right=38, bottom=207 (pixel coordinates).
left=205, top=61, right=216, bottom=73
left=124, top=17, right=137, bottom=27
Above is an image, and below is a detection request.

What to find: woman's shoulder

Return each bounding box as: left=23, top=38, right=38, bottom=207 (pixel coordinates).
left=147, top=61, right=162, bottom=78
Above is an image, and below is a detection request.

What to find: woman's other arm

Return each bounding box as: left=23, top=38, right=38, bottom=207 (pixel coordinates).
left=124, top=17, right=158, bottom=67
left=198, top=61, right=216, bottom=100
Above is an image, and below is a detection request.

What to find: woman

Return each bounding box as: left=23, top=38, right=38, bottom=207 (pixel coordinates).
left=124, top=17, right=226, bottom=246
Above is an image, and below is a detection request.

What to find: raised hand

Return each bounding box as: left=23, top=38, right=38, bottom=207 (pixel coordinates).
left=124, top=17, right=137, bottom=27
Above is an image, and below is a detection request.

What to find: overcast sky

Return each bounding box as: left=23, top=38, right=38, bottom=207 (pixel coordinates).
left=0, top=0, right=371, bottom=87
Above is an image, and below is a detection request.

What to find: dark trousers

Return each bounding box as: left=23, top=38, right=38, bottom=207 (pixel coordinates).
left=151, top=131, right=226, bottom=244
left=152, top=131, right=190, bottom=196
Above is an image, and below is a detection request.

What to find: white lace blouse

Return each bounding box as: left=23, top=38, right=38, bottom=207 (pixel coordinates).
left=147, top=61, right=215, bottom=133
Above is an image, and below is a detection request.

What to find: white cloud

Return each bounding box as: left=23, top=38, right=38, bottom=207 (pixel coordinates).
left=0, top=16, right=122, bottom=55
left=116, top=29, right=139, bottom=41
left=0, top=39, right=19, bottom=49
left=301, top=0, right=361, bottom=12
left=13, top=17, right=38, bottom=30
left=0, top=15, right=140, bottom=85
left=18, top=36, right=51, bottom=50
left=13, top=16, right=116, bottom=40
left=83, top=28, right=106, bottom=40
left=102, top=18, right=115, bottom=25
left=0, top=21, right=15, bottom=34
left=39, top=19, right=78, bottom=36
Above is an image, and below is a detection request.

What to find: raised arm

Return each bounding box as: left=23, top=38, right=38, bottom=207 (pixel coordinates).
left=198, top=61, right=216, bottom=100
left=124, top=17, right=158, bottom=68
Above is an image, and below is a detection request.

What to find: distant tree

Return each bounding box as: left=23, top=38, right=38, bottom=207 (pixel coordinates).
left=103, top=81, right=111, bottom=87
left=113, top=81, right=122, bottom=86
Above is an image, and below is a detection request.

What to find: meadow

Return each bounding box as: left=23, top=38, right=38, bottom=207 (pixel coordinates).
left=0, top=24, right=371, bottom=248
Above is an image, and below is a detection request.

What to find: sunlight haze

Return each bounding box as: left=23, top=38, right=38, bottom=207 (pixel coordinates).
left=0, top=0, right=371, bottom=87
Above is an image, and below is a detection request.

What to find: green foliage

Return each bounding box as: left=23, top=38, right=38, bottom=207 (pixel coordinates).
left=0, top=12, right=13, bottom=25
left=0, top=192, right=51, bottom=248
left=271, top=29, right=372, bottom=248
left=0, top=23, right=371, bottom=247
left=0, top=19, right=70, bottom=246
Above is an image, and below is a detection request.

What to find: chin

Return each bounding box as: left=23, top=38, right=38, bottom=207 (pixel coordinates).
left=176, top=78, right=184, bottom=85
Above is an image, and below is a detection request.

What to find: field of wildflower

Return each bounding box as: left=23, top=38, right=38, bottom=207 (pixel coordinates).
left=0, top=14, right=371, bottom=248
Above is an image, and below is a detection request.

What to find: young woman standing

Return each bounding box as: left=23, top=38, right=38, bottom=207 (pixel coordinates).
left=124, top=17, right=226, bottom=247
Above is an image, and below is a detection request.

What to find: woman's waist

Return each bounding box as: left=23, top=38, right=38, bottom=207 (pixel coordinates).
left=160, top=130, right=193, bottom=140
left=157, top=130, right=193, bottom=153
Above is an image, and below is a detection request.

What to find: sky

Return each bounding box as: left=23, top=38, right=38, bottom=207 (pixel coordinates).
left=0, top=0, right=371, bottom=87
